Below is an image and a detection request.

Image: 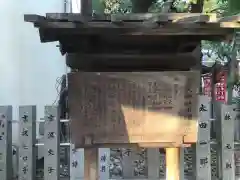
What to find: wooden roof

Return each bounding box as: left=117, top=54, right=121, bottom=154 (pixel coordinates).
left=24, top=13, right=239, bottom=71
left=24, top=13, right=240, bottom=44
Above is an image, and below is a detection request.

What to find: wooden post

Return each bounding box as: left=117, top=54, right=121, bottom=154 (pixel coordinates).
left=80, top=0, right=92, bottom=16
left=84, top=148, right=98, bottom=180
left=165, top=148, right=180, bottom=180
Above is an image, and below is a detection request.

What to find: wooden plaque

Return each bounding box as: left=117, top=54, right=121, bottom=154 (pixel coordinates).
left=68, top=71, right=200, bottom=148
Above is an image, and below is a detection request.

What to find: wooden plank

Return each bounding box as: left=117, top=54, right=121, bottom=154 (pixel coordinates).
left=218, top=13, right=240, bottom=22
left=24, top=15, right=237, bottom=43
left=36, top=20, right=236, bottom=29
left=45, top=13, right=86, bottom=23
left=220, top=22, right=240, bottom=28
left=25, top=13, right=240, bottom=31
left=111, top=13, right=217, bottom=22
left=174, top=14, right=209, bottom=23
left=24, top=14, right=45, bottom=22
left=165, top=148, right=180, bottom=180
left=65, top=53, right=197, bottom=60
left=28, top=15, right=237, bottom=30
left=25, top=13, right=218, bottom=23
left=35, top=21, right=235, bottom=40
left=66, top=50, right=199, bottom=71
left=128, top=28, right=233, bottom=36
left=68, top=71, right=199, bottom=148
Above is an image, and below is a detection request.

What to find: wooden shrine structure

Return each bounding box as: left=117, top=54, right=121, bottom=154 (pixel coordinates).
left=24, top=12, right=240, bottom=180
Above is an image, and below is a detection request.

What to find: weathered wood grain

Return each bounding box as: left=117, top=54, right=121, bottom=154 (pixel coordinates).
left=65, top=52, right=199, bottom=71
left=68, top=71, right=199, bottom=148
left=24, top=13, right=239, bottom=45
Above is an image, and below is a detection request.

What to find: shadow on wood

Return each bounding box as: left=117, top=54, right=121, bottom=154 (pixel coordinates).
left=68, top=72, right=199, bottom=148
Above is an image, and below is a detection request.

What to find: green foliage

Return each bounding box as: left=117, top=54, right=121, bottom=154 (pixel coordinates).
left=148, top=0, right=164, bottom=12
left=202, top=41, right=232, bottom=64
left=228, top=0, right=240, bottom=15
left=96, top=0, right=240, bottom=14
left=94, top=0, right=239, bottom=67
left=100, top=0, right=125, bottom=13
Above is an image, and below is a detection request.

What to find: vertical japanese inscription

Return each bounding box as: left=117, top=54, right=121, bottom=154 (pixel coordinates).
left=194, top=96, right=211, bottom=180
left=19, top=113, right=29, bottom=179
left=18, top=106, right=36, bottom=180
left=69, top=72, right=200, bottom=146
left=182, top=77, right=195, bottom=120
left=70, top=145, right=84, bottom=180
left=106, top=78, right=121, bottom=132
left=220, top=105, right=235, bottom=179
left=147, top=80, right=173, bottom=111
left=84, top=83, right=99, bottom=124
left=44, top=106, right=59, bottom=180
left=99, top=148, right=110, bottom=179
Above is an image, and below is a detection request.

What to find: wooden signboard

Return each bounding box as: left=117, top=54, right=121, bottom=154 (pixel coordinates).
left=68, top=71, right=200, bottom=148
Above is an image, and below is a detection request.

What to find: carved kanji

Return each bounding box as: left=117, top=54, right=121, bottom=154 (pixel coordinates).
left=72, top=161, right=78, bottom=168
left=224, top=113, right=231, bottom=120
left=199, top=104, right=207, bottom=112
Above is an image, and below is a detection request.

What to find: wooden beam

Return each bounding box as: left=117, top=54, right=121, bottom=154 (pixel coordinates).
left=24, top=14, right=238, bottom=42
left=24, top=14, right=45, bottom=22
left=218, top=13, right=240, bottom=22
left=66, top=52, right=198, bottom=70
left=173, top=14, right=209, bottom=23
left=35, top=20, right=234, bottom=34
left=84, top=148, right=98, bottom=180
left=45, top=13, right=86, bottom=23
left=81, top=0, right=92, bottom=16
left=111, top=13, right=217, bottom=22
left=165, top=148, right=180, bottom=180
left=220, top=22, right=240, bottom=28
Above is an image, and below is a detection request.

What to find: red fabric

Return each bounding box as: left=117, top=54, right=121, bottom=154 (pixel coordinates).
left=215, top=71, right=227, bottom=103
left=203, top=74, right=212, bottom=97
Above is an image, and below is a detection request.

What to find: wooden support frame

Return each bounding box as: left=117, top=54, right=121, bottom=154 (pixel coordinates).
left=84, top=148, right=98, bottom=180
left=166, top=148, right=181, bottom=180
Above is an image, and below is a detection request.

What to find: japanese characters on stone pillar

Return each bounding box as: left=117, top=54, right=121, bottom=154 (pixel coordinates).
left=195, top=96, right=211, bottom=180
left=70, top=144, right=84, bottom=180
left=0, top=106, right=12, bottom=180
left=122, top=148, right=137, bottom=178
left=99, top=148, right=110, bottom=179
left=18, top=106, right=37, bottom=180
left=44, top=106, right=60, bottom=180
left=220, top=104, right=235, bottom=179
